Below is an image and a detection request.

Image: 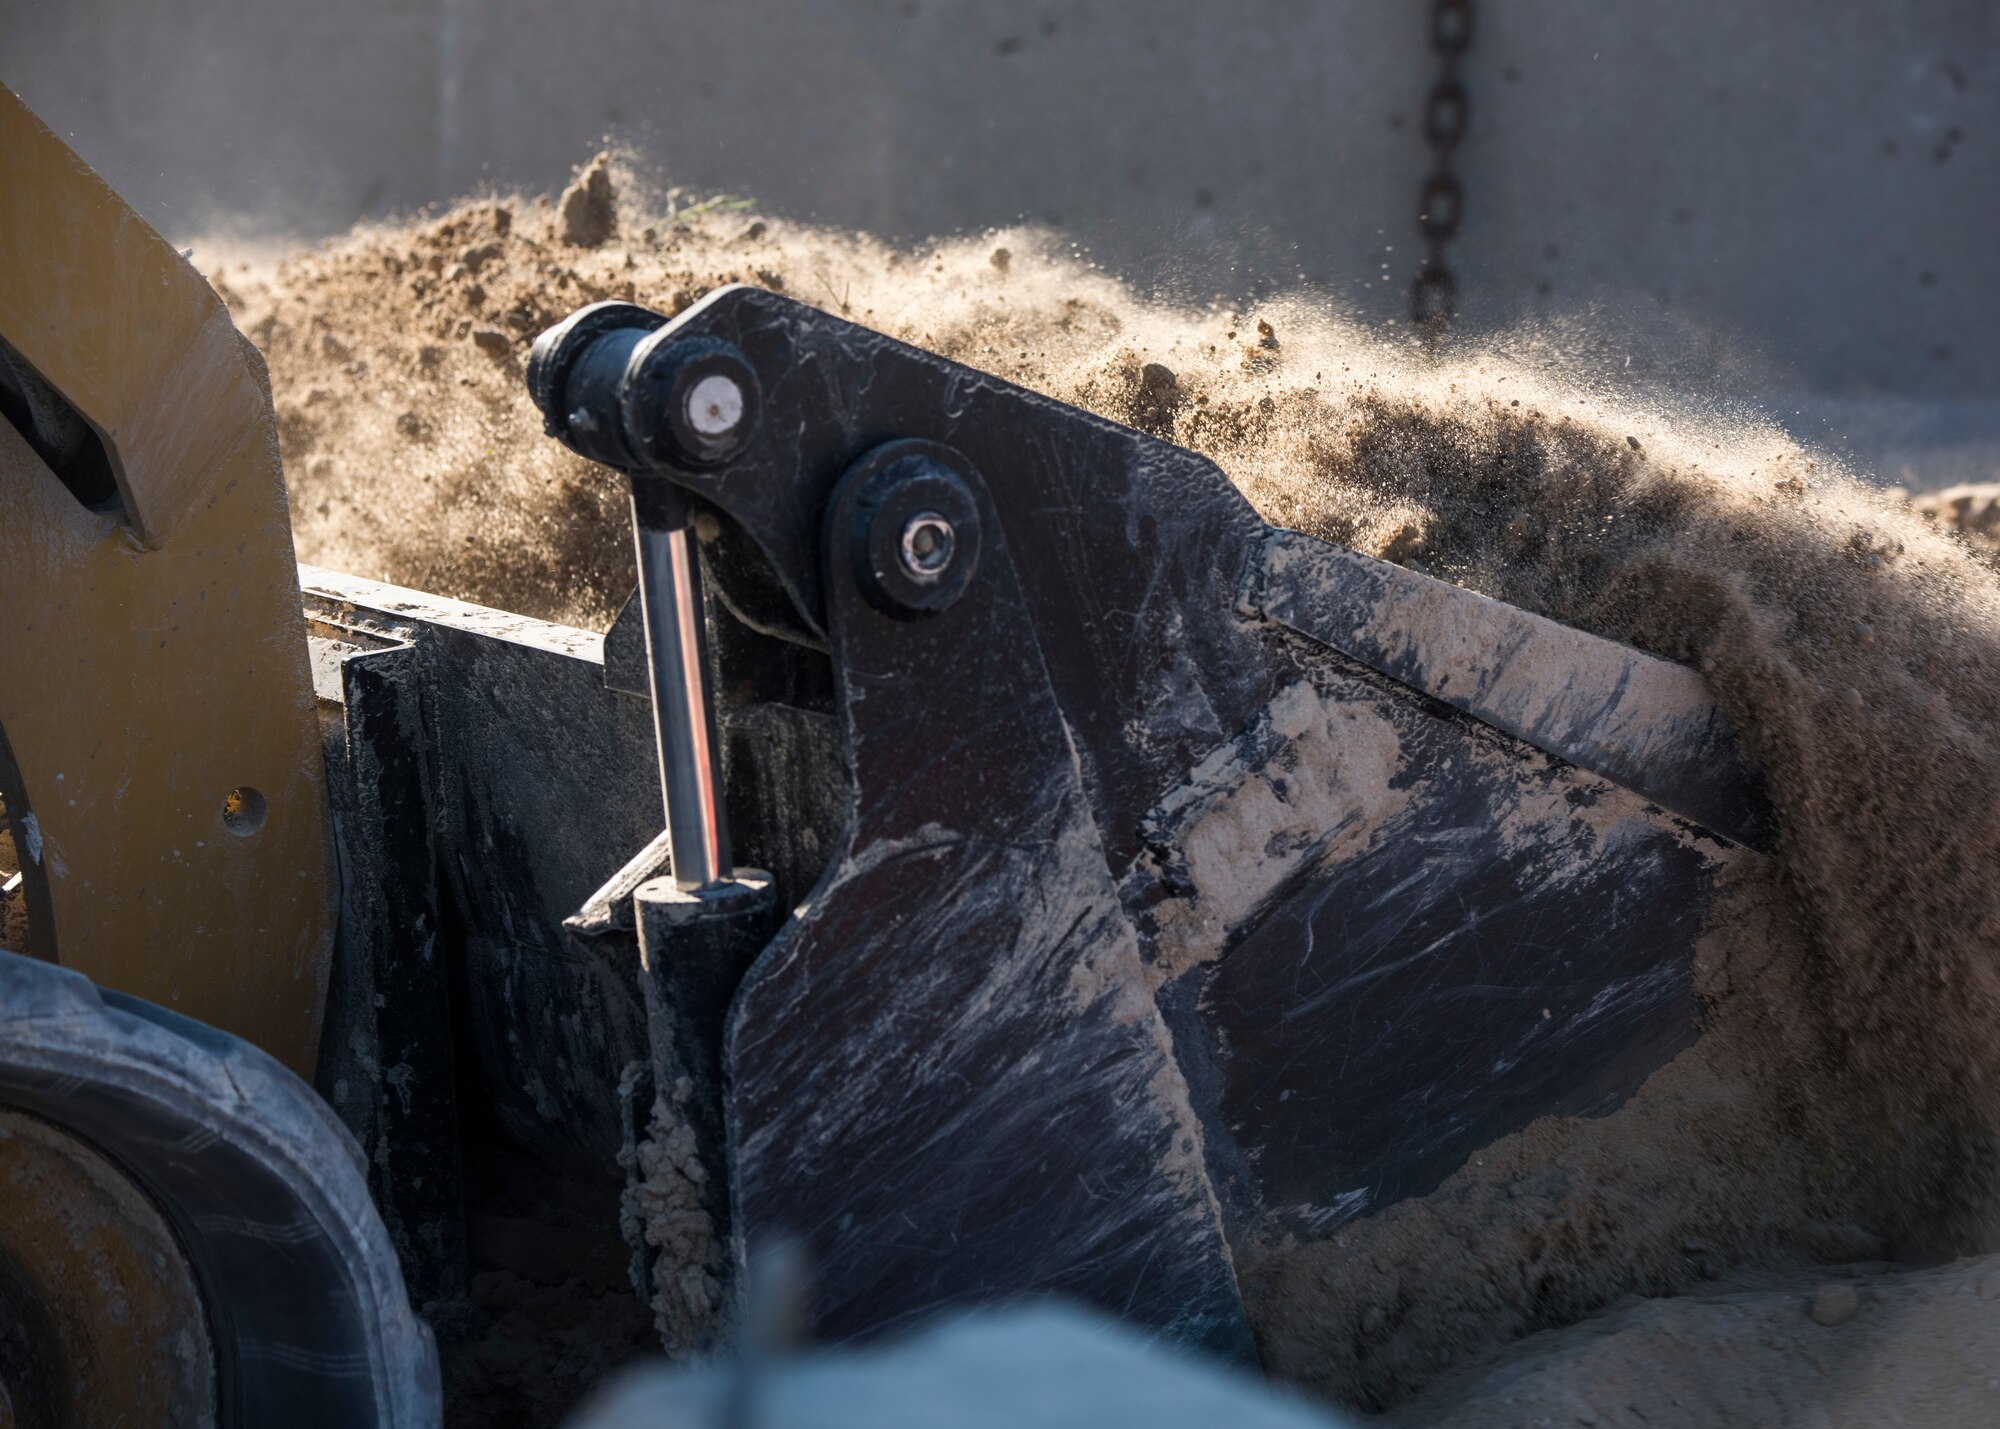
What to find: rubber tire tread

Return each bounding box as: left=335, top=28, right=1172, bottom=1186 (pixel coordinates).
left=0, top=950, right=440, bottom=1427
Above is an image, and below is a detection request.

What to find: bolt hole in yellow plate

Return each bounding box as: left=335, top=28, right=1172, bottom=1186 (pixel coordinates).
left=221, top=786, right=268, bottom=838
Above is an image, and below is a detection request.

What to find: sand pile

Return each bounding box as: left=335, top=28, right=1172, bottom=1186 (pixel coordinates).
left=218, top=157, right=2000, bottom=1420
left=1392, top=1249, right=2000, bottom=1428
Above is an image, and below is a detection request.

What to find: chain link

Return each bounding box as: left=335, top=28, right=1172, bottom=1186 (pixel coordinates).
left=1413, top=0, right=1473, bottom=339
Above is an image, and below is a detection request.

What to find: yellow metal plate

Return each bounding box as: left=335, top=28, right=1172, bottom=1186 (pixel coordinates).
left=0, top=86, right=334, bottom=1074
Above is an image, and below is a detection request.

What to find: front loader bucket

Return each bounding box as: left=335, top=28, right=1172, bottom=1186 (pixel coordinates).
left=532, top=288, right=1765, bottom=1357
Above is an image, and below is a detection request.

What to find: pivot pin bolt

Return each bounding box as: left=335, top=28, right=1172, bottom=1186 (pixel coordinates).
left=685, top=373, right=746, bottom=439
left=842, top=441, right=983, bottom=618
left=899, top=512, right=956, bottom=580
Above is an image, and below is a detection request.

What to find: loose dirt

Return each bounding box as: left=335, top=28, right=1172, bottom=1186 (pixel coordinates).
left=217, top=156, right=2000, bottom=1424
left=0, top=796, right=26, bottom=955
left=621, top=1083, right=723, bottom=1355
left=1245, top=862, right=1857, bottom=1411
left=443, top=1270, right=651, bottom=1429
left=1391, top=1250, right=2000, bottom=1428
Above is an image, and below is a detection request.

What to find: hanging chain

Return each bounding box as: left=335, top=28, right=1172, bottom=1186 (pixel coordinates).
left=1413, top=0, right=1472, bottom=340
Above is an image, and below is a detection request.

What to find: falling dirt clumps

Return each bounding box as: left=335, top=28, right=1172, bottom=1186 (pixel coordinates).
left=222, top=154, right=2000, bottom=1417
left=215, top=191, right=633, bottom=628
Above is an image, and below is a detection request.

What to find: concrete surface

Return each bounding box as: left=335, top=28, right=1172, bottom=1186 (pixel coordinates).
left=4, top=1, right=1997, bottom=473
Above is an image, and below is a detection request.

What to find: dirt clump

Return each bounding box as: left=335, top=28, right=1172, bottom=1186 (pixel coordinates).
left=221, top=159, right=2000, bottom=1419
left=558, top=152, right=618, bottom=249
left=1913, top=481, right=2000, bottom=561
left=619, top=1082, right=723, bottom=1354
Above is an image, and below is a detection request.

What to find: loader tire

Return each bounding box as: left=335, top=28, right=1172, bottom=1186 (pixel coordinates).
left=0, top=950, right=439, bottom=1428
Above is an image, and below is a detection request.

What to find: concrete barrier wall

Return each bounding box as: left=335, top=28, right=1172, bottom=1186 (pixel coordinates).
left=5, top=0, right=1996, bottom=471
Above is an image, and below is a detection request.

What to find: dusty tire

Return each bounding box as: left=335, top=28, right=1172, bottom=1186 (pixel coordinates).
left=0, top=950, right=439, bottom=1428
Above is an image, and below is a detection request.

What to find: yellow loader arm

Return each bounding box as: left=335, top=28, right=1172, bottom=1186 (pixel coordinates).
left=0, top=84, right=333, bottom=1074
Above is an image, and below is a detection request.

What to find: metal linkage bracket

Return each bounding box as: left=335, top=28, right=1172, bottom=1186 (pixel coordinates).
left=728, top=440, right=1253, bottom=1354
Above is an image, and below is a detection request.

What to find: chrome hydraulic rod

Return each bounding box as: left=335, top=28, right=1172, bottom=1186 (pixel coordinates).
left=632, top=482, right=732, bottom=889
